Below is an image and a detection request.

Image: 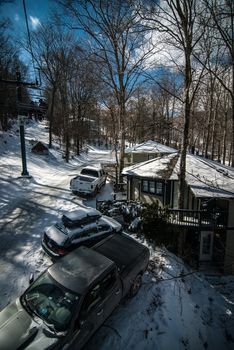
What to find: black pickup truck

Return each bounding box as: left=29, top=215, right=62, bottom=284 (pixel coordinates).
left=0, top=233, right=149, bottom=350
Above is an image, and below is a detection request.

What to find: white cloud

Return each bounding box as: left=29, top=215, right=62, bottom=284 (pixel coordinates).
left=29, top=16, right=41, bottom=30
left=14, top=14, right=20, bottom=22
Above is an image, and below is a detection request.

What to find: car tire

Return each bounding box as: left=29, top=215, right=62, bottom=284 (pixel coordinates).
left=129, top=274, right=142, bottom=297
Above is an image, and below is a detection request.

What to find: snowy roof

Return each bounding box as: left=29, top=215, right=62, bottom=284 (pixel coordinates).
left=123, top=153, right=234, bottom=199
left=125, top=140, right=177, bottom=154
left=122, top=153, right=179, bottom=179
left=174, top=154, right=234, bottom=199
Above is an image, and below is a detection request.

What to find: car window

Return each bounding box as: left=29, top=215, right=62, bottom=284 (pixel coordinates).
left=101, top=270, right=117, bottom=298
left=97, top=224, right=110, bottom=233
left=81, top=284, right=101, bottom=315
left=81, top=169, right=99, bottom=178
left=79, top=227, right=98, bottom=238
left=22, top=272, right=80, bottom=332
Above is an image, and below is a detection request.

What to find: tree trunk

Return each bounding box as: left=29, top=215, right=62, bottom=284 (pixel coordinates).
left=49, top=85, right=56, bottom=148
left=232, top=62, right=234, bottom=166
left=178, top=52, right=191, bottom=210
left=119, top=101, right=126, bottom=181
left=222, top=111, right=228, bottom=164
left=205, top=80, right=214, bottom=158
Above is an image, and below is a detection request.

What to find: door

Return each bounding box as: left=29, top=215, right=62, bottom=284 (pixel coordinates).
left=68, top=270, right=122, bottom=349
left=200, top=231, right=214, bottom=261
left=69, top=283, right=104, bottom=349
left=134, top=181, right=141, bottom=200
left=101, top=270, right=122, bottom=320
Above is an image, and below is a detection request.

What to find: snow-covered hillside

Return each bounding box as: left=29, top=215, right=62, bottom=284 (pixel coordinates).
left=0, top=120, right=233, bottom=350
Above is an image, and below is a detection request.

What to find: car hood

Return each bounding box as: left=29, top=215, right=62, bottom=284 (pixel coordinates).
left=0, top=299, right=58, bottom=350
left=45, top=224, right=68, bottom=245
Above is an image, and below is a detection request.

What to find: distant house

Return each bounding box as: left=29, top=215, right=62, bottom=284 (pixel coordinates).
left=122, top=153, right=234, bottom=274
left=31, top=141, right=49, bottom=155
left=124, top=140, right=177, bottom=166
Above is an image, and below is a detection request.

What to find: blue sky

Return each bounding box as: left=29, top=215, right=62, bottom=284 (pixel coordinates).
left=1, top=0, right=54, bottom=80
left=1, top=0, right=51, bottom=34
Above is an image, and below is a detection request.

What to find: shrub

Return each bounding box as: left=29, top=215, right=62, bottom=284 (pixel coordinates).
left=141, top=202, right=178, bottom=249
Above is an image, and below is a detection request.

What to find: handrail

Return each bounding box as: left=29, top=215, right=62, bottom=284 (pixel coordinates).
left=159, top=208, right=228, bottom=228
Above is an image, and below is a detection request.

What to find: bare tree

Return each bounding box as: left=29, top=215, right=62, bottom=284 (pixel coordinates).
left=68, top=56, right=100, bottom=155
left=201, top=0, right=234, bottom=166
left=58, top=0, right=154, bottom=178
left=0, top=15, right=28, bottom=130
left=140, top=0, right=206, bottom=209
left=30, top=22, right=77, bottom=148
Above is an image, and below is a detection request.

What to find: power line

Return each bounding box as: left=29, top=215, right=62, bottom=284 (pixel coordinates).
left=22, top=0, right=37, bottom=82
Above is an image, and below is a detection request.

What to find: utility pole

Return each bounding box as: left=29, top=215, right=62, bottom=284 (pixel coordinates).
left=17, top=71, right=29, bottom=177
left=0, top=72, right=41, bottom=176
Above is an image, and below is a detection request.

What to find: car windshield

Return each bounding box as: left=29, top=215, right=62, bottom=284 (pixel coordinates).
left=81, top=169, right=99, bottom=177
left=22, top=272, right=80, bottom=332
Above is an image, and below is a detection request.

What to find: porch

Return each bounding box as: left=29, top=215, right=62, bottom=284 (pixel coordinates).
left=160, top=208, right=229, bottom=229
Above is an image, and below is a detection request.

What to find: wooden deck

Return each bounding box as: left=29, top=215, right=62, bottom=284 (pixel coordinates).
left=160, top=208, right=228, bottom=229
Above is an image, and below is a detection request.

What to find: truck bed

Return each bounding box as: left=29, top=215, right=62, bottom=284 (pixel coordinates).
left=93, top=232, right=148, bottom=273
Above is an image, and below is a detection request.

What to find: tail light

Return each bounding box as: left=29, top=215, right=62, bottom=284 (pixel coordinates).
left=57, top=247, right=66, bottom=255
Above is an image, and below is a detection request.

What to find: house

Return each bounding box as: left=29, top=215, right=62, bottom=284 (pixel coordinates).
left=122, top=152, right=234, bottom=274
left=31, top=141, right=49, bottom=155
left=124, top=140, right=177, bottom=166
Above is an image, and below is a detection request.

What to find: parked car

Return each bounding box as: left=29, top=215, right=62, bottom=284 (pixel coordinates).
left=42, top=208, right=122, bottom=258
left=0, top=233, right=149, bottom=350
left=70, top=164, right=106, bottom=196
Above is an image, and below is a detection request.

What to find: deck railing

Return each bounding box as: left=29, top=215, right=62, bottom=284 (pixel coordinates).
left=96, top=198, right=229, bottom=229
left=160, top=208, right=228, bottom=229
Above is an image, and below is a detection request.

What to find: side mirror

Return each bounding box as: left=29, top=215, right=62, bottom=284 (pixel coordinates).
left=29, top=273, right=34, bottom=285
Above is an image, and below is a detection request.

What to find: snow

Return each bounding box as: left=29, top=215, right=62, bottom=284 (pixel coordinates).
left=175, top=154, right=234, bottom=199
left=125, top=140, right=177, bottom=154
left=0, top=119, right=234, bottom=349
left=123, top=152, right=234, bottom=199
left=122, top=153, right=178, bottom=178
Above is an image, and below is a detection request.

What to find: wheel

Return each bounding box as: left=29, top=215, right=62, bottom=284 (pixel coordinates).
left=129, top=274, right=142, bottom=297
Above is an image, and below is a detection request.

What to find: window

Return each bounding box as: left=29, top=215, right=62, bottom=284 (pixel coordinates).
left=149, top=181, right=155, bottom=194
left=142, top=180, right=163, bottom=196
left=81, top=284, right=101, bottom=314
left=79, top=227, right=98, bottom=238
left=23, top=272, right=79, bottom=332
left=142, top=180, right=148, bottom=192
left=101, top=270, right=117, bottom=298
left=81, top=169, right=99, bottom=178
left=156, top=182, right=163, bottom=195
left=148, top=155, right=155, bottom=160
left=97, top=224, right=110, bottom=233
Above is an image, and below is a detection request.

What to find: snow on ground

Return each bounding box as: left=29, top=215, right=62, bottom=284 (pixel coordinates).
left=0, top=119, right=234, bottom=350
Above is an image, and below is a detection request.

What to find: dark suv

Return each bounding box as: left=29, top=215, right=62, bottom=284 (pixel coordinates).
left=42, top=207, right=122, bottom=258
